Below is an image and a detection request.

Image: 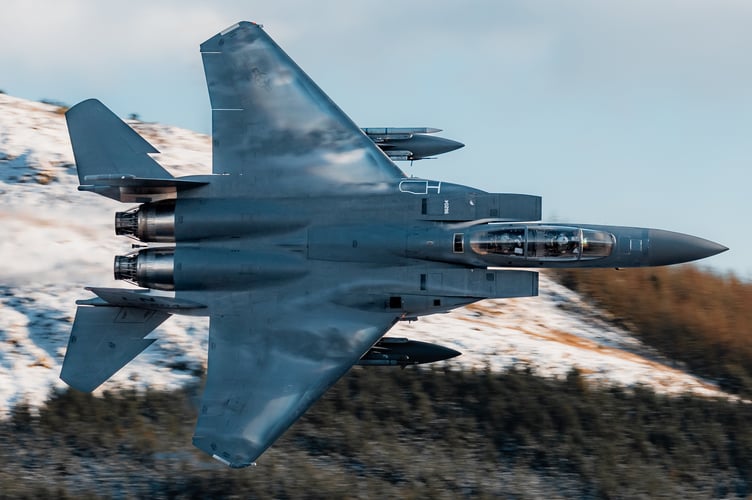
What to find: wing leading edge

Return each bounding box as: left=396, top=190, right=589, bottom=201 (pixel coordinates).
left=200, top=22, right=404, bottom=191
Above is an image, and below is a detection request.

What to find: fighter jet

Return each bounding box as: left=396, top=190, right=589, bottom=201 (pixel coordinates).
left=60, top=21, right=727, bottom=468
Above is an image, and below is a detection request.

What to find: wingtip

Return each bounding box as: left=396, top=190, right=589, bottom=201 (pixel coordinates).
left=65, top=98, right=103, bottom=118
left=194, top=434, right=264, bottom=468
left=211, top=453, right=257, bottom=468
left=221, top=21, right=263, bottom=36
left=59, top=371, right=102, bottom=394
left=202, top=21, right=266, bottom=53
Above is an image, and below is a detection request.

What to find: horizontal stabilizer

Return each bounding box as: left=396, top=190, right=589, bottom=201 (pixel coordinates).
left=66, top=99, right=171, bottom=182
left=61, top=305, right=170, bottom=392
left=79, top=287, right=207, bottom=311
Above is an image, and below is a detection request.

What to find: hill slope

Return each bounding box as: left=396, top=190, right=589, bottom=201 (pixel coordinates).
left=0, top=93, right=734, bottom=416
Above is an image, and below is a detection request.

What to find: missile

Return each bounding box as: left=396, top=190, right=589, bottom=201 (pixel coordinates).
left=362, top=127, right=442, bottom=137
left=362, top=127, right=464, bottom=161
left=357, top=337, right=461, bottom=366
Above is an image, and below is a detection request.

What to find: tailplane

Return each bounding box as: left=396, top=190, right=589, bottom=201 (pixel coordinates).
left=60, top=305, right=170, bottom=392
left=65, top=99, right=207, bottom=202
left=66, top=99, right=172, bottom=182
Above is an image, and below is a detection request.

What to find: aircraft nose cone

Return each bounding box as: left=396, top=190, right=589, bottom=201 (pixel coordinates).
left=647, top=229, right=728, bottom=266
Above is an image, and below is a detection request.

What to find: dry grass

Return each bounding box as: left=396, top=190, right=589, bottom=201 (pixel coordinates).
left=553, top=267, right=752, bottom=394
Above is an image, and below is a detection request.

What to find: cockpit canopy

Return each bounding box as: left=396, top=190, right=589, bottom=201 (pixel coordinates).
left=470, top=225, right=615, bottom=261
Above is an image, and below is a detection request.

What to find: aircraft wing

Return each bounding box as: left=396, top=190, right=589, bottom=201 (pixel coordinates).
left=192, top=297, right=394, bottom=467
left=200, top=22, right=404, bottom=191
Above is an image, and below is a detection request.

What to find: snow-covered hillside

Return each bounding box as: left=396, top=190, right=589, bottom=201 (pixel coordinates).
left=0, top=93, right=730, bottom=416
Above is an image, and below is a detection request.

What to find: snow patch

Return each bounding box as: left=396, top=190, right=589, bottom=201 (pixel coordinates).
left=0, top=93, right=733, bottom=417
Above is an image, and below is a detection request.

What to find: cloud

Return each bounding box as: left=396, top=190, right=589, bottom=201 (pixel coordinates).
left=4, top=0, right=750, bottom=98
left=0, top=1, right=226, bottom=73
left=539, top=1, right=752, bottom=96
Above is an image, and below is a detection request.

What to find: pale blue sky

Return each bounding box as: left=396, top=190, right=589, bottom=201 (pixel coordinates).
left=1, top=1, right=748, bottom=278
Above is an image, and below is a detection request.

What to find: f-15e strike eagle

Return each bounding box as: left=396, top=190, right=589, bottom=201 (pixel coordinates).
left=60, top=21, right=727, bottom=468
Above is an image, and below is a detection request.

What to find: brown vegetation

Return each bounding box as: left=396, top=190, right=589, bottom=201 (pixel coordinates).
left=39, top=98, right=68, bottom=114
left=553, top=266, right=752, bottom=395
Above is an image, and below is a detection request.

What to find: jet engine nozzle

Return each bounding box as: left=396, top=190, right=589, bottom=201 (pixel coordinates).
left=114, top=247, right=175, bottom=290
left=115, top=200, right=175, bottom=242
left=113, top=254, right=137, bottom=282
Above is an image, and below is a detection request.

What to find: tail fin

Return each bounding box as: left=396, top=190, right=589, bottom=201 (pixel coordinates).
left=60, top=305, right=170, bottom=392
left=65, top=99, right=173, bottom=184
